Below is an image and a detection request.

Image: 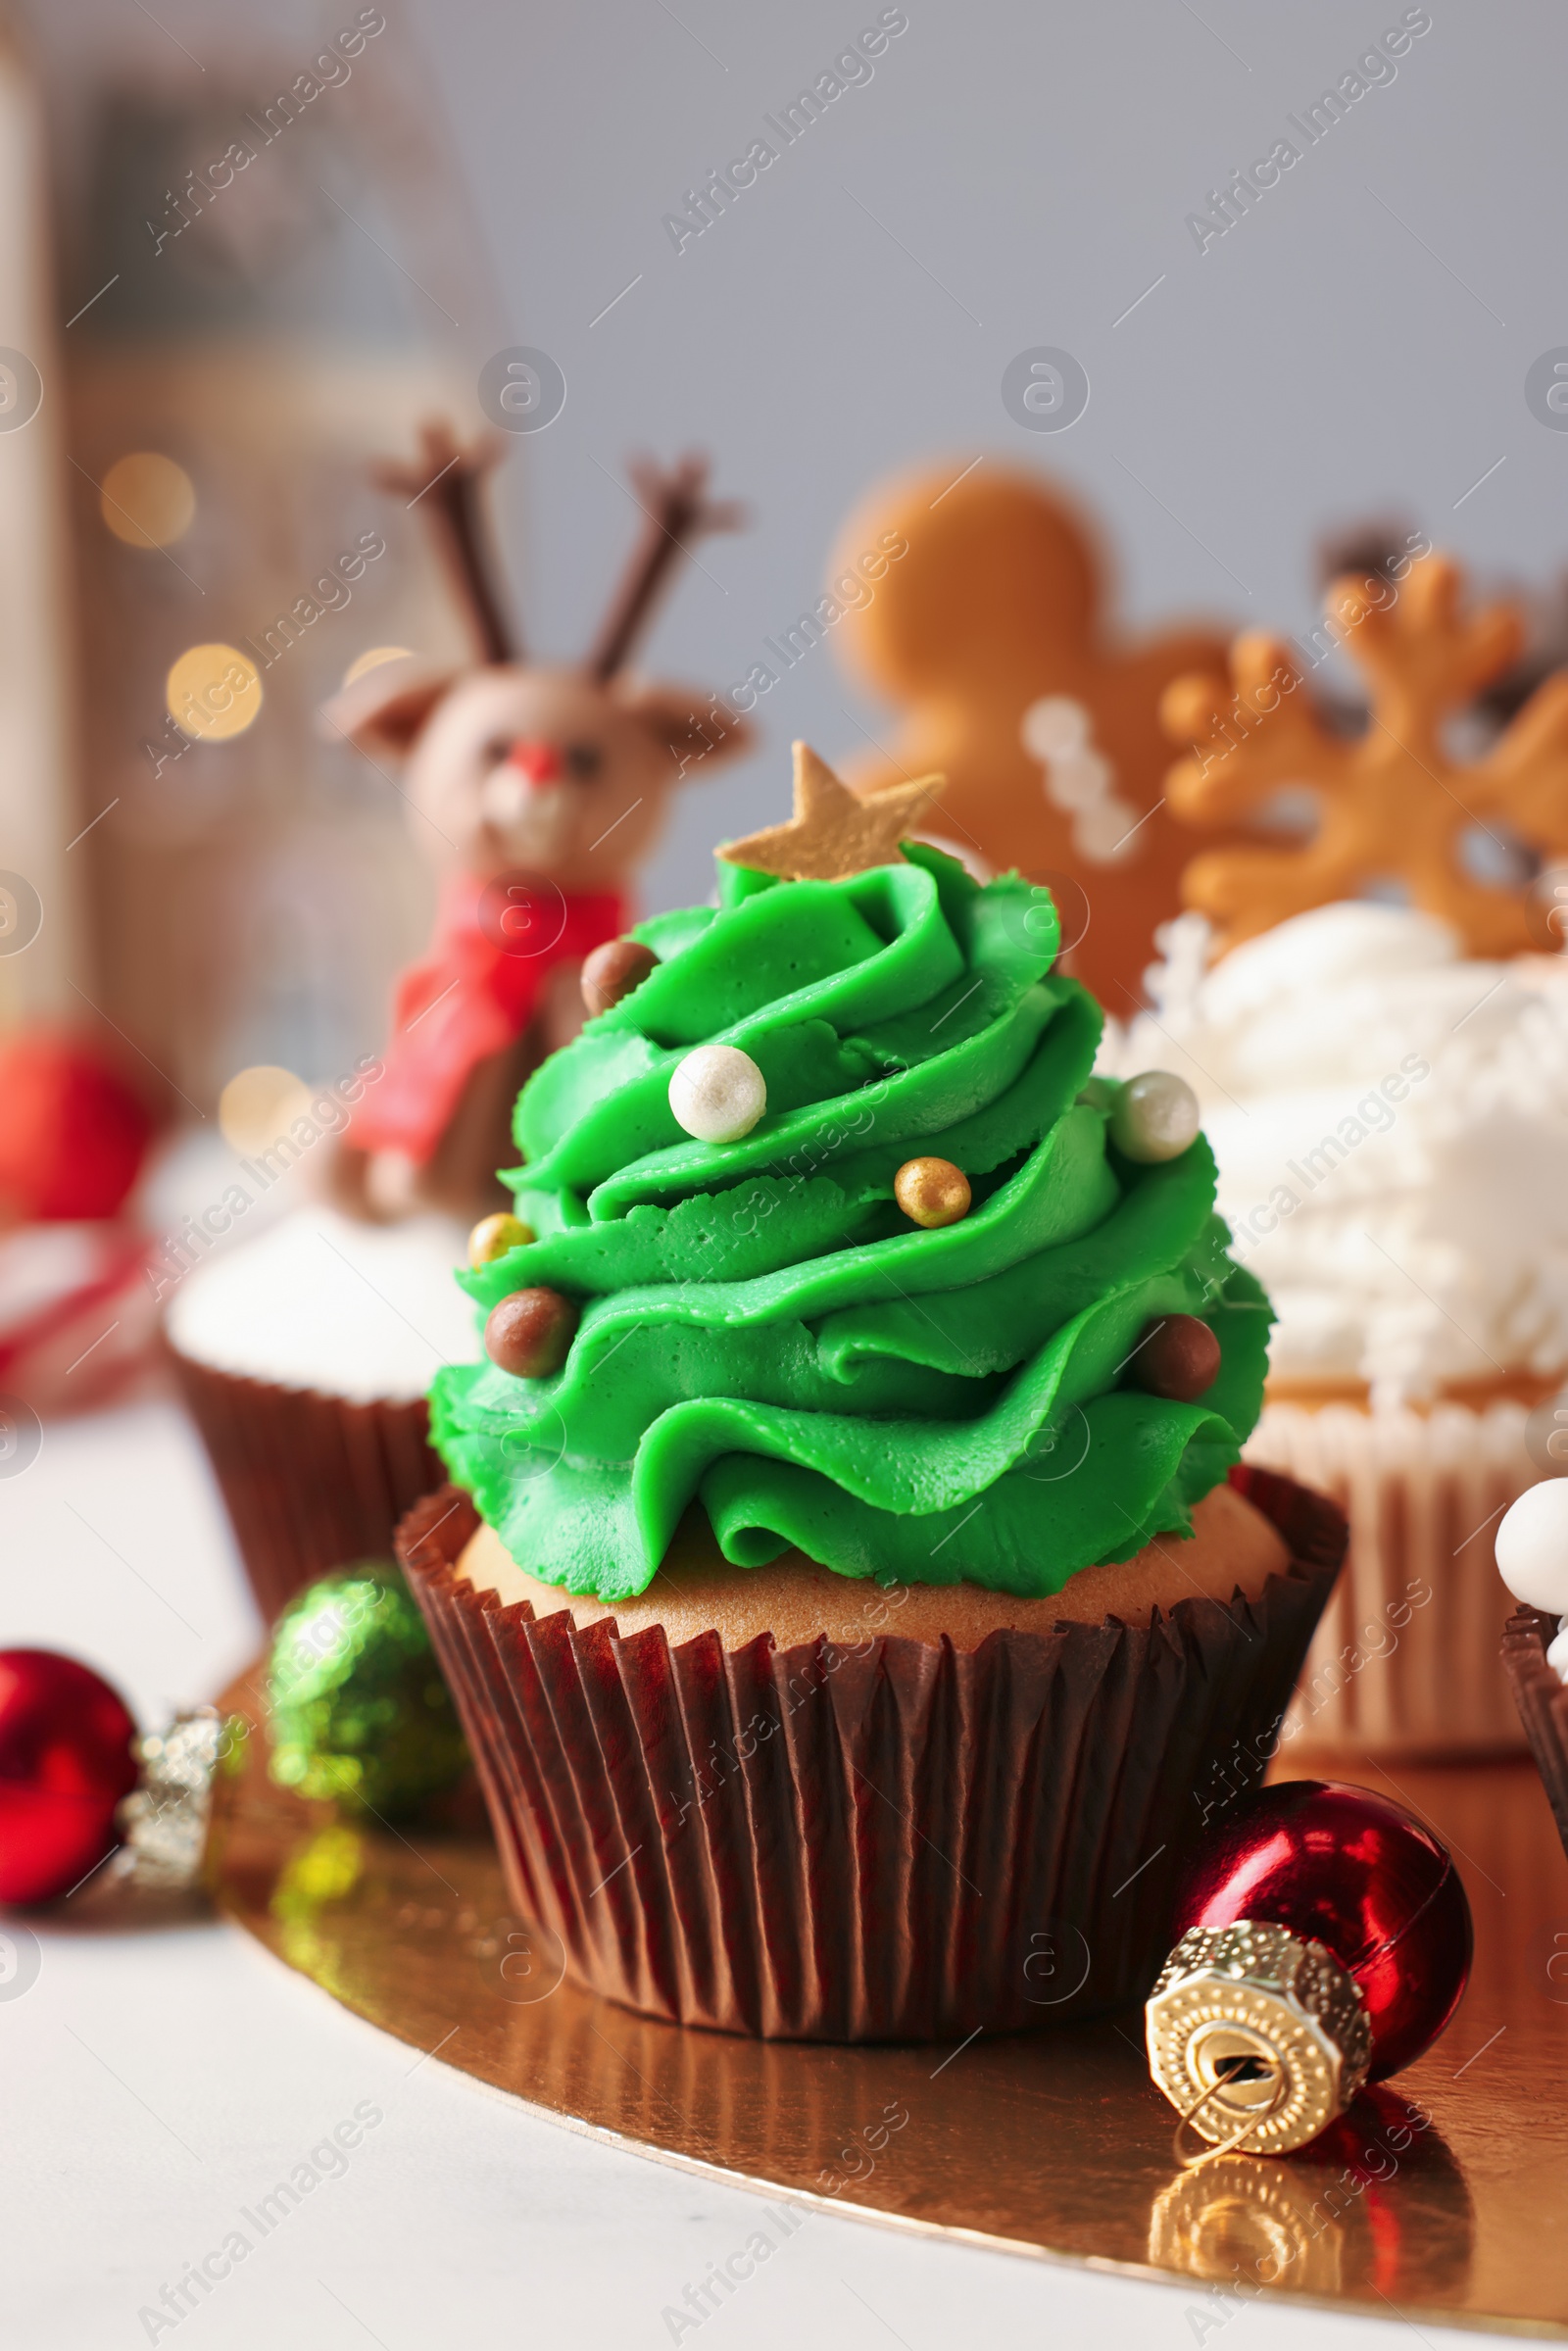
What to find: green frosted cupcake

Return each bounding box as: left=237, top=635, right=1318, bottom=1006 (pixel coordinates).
left=399, top=759, right=1344, bottom=2039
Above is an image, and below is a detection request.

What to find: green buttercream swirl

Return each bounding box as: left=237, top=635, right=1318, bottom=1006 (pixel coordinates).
left=428, top=847, right=1271, bottom=1602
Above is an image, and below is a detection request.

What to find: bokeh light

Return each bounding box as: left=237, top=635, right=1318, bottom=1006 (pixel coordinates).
left=100, top=453, right=196, bottom=548
left=218, top=1064, right=314, bottom=1154
left=167, top=643, right=263, bottom=742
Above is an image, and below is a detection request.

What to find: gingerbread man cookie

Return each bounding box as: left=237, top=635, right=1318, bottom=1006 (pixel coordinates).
left=827, top=462, right=1230, bottom=1008
left=1162, top=552, right=1568, bottom=958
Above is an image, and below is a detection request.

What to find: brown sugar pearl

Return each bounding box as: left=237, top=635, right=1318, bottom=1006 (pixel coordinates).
left=894, top=1156, right=971, bottom=1229
left=485, top=1287, right=579, bottom=1378
left=1129, top=1313, right=1221, bottom=1402
left=467, top=1211, right=534, bottom=1270
left=582, top=937, right=657, bottom=1019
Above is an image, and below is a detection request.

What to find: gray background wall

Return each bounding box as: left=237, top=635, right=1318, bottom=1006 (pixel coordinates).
left=24, top=0, right=1568, bottom=919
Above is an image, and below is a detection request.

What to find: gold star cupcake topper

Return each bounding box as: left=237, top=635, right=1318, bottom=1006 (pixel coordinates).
left=718, top=742, right=942, bottom=881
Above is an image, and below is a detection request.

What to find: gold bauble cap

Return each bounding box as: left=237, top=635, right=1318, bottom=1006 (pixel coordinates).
left=1146, top=1920, right=1373, bottom=2160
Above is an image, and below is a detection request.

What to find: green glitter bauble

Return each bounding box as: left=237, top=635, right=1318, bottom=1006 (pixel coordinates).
left=266, top=1562, right=468, bottom=1820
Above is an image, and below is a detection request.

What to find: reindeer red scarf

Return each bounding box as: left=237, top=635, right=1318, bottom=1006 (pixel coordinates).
left=346, top=873, right=624, bottom=1163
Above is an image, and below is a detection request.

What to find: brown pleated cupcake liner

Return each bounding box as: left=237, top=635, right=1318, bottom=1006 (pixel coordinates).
left=1247, top=1396, right=1532, bottom=1756
left=1501, top=1606, right=1568, bottom=1861
left=396, top=1462, right=1346, bottom=2042
left=169, top=1339, right=446, bottom=1626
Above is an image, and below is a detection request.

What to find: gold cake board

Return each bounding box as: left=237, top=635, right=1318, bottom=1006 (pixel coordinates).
left=211, top=1668, right=1568, bottom=2336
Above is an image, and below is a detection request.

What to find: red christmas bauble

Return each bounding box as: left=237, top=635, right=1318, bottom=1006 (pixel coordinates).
left=1169, top=1780, right=1472, bottom=2080
left=0, top=1650, right=138, bottom=1904
left=0, top=1034, right=151, bottom=1223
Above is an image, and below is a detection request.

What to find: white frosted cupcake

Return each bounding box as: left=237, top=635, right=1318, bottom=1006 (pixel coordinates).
left=167, top=1203, right=480, bottom=1620
left=1105, top=900, right=1568, bottom=1754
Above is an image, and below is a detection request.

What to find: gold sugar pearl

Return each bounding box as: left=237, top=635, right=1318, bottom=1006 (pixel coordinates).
left=894, top=1156, right=971, bottom=1229
left=468, top=1211, right=534, bottom=1269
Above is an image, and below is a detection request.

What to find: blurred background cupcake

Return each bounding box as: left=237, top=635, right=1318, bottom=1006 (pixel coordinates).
left=165, top=1190, right=475, bottom=1624
left=1107, top=549, right=1568, bottom=1758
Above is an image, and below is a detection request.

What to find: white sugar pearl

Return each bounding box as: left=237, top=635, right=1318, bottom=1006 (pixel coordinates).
left=1109, top=1069, right=1201, bottom=1163
left=668, top=1045, right=767, bottom=1144
left=1495, top=1479, right=1568, bottom=1613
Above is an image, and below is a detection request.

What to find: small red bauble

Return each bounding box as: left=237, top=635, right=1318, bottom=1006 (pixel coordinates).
left=1130, top=1313, right=1221, bottom=1402
left=0, top=1650, right=138, bottom=1905
left=485, top=1287, right=579, bottom=1378
left=0, top=1034, right=151, bottom=1223
left=1169, top=1779, right=1472, bottom=2079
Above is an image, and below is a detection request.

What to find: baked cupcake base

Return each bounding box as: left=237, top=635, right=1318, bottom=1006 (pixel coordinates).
left=397, top=1465, right=1345, bottom=2042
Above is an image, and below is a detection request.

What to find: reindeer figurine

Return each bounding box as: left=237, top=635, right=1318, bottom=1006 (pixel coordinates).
left=322, top=423, right=751, bottom=1221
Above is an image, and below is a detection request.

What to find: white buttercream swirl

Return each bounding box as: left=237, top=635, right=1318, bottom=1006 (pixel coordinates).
left=1102, top=902, right=1568, bottom=1402
left=167, top=1206, right=480, bottom=1400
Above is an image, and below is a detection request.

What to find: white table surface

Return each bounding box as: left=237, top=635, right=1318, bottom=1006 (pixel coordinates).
left=2, top=1395, right=1515, bottom=2350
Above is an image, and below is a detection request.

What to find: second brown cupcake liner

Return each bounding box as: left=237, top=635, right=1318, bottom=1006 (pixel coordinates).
left=397, top=1463, right=1346, bottom=2042
left=1501, top=1605, right=1568, bottom=1861
left=170, top=1340, right=446, bottom=1624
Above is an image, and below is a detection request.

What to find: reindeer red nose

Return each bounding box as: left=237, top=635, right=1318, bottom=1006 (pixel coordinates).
left=506, top=739, right=563, bottom=785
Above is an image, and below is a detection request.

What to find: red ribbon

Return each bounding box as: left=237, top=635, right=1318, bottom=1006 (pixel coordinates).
left=347, top=872, right=626, bottom=1164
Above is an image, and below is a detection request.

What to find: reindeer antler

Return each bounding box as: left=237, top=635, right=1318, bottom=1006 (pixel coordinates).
left=373, top=420, right=517, bottom=666
left=587, top=453, right=745, bottom=681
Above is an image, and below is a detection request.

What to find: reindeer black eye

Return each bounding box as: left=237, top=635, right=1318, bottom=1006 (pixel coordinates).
left=483, top=737, right=513, bottom=766
left=564, top=742, right=602, bottom=780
